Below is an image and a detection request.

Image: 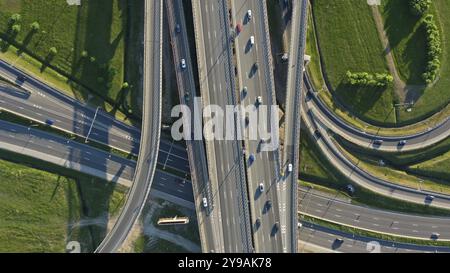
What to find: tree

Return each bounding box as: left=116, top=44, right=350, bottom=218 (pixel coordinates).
left=122, top=82, right=129, bottom=89
left=49, top=47, right=58, bottom=56
left=81, top=50, right=88, bottom=58
left=409, top=0, right=431, bottom=16
left=11, top=24, right=21, bottom=34
left=9, top=13, right=21, bottom=23
left=30, top=21, right=40, bottom=31
left=89, top=56, right=96, bottom=63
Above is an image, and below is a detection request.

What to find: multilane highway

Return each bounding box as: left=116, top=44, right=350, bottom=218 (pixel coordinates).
left=192, top=0, right=252, bottom=252
left=231, top=0, right=282, bottom=252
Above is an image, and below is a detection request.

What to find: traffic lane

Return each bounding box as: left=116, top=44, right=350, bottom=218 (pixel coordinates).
left=299, top=190, right=450, bottom=240
left=0, top=121, right=136, bottom=181
left=202, top=0, right=247, bottom=252
left=0, top=89, right=140, bottom=154
left=234, top=0, right=282, bottom=252
left=304, top=76, right=450, bottom=151
left=302, top=96, right=450, bottom=210
left=0, top=59, right=141, bottom=138
left=153, top=171, right=194, bottom=202
left=299, top=222, right=450, bottom=253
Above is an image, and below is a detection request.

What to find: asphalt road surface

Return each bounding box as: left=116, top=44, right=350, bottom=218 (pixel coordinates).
left=282, top=0, right=309, bottom=253
left=300, top=189, right=450, bottom=241
left=95, top=0, right=163, bottom=253
left=231, top=0, right=283, bottom=253
left=299, top=222, right=450, bottom=253
left=192, top=0, right=252, bottom=252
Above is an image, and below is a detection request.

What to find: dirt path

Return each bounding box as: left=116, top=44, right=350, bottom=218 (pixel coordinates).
left=371, top=6, right=426, bottom=104
left=371, top=6, right=407, bottom=102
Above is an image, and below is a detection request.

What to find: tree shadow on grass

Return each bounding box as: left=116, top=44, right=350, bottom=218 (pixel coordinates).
left=334, top=81, right=395, bottom=126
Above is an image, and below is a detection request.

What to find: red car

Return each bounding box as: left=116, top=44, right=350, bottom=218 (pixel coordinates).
left=236, top=23, right=242, bottom=34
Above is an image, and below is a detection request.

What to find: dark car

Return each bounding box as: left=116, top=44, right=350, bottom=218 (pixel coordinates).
left=346, top=184, right=355, bottom=195
left=265, top=200, right=272, bottom=212
left=175, top=24, right=181, bottom=33
left=373, top=139, right=384, bottom=146
left=314, top=130, right=322, bottom=139
left=45, top=119, right=54, bottom=126
left=16, top=75, right=26, bottom=85
left=248, top=154, right=255, bottom=165
left=255, top=218, right=261, bottom=229
left=271, top=222, right=280, bottom=236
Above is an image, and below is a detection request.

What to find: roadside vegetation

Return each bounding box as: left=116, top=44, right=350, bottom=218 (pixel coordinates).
left=379, top=0, right=449, bottom=124
left=0, top=0, right=142, bottom=124
left=0, top=155, right=126, bottom=252
left=311, top=0, right=396, bottom=125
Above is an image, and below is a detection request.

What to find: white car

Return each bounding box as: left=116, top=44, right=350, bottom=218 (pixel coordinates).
left=247, top=10, right=252, bottom=20
left=298, top=222, right=302, bottom=228
left=181, top=58, right=186, bottom=69
left=202, top=197, right=208, bottom=208
left=287, top=163, right=293, bottom=173
left=250, top=35, right=255, bottom=46
left=259, top=183, right=264, bottom=192
left=256, top=96, right=262, bottom=104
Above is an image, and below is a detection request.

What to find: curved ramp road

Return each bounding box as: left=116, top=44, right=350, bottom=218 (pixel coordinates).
left=301, top=92, right=450, bottom=211
left=304, top=74, right=450, bottom=152
left=95, top=0, right=163, bottom=253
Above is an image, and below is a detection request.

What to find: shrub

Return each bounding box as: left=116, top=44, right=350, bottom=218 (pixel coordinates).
left=11, top=24, right=21, bottom=34
left=409, top=0, right=431, bottom=16
left=9, top=13, right=21, bottom=23
left=30, top=21, right=40, bottom=31
left=422, top=14, right=441, bottom=83
left=49, top=47, right=58, bottom=56
left=345, top=71, right=393, bottom=87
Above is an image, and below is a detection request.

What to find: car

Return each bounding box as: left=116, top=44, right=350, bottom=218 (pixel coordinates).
left=259, top=183, right=264, bottom=192
left=271, top=222, right=280, bottom=235
left=175, top=24, right=181, bottom=33
left=314, top=130, right=322, bottom=139
left=398, top=140, right=407, bottom=146
left=17, top=75, right=26, bottom=84
left=202, top=197, right=208, bottom=208
left=180, top=59, right=186, bottom=69
left=298, top=222, right=302, bottom=228
left=373, top=139, right=384, bottom=146
left=254, top=62, right=259, bottom=70
left=255, top=218, right=261, bottom=227
left=242, top=86, right=248, bottom=97
left=426, top=195, right=435, bottom=201
left=335, top=238, right=344, bottom=244
left=45, top=119, right=54, bottom=126
left=346, top=184, right=355, bottom=195
left=247, top=9, right=252, bottom=20
left=256, top=96, right=262, bottom=105
left=236, top=23, right=242, bottom=34
left=266, top=200, right=272, bottom=211
left=250, top=36, right=255, bottom=46
left=287, top=163, right=293, bottom=173
left=249, top=154, right=255, bottom=165
left=245, top=116, right=249, bottom=126
left=431, top=232, right=440, bottom=240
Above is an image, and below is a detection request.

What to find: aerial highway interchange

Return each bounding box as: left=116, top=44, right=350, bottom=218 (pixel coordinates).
left=0, top=0, right=449, bottom=254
